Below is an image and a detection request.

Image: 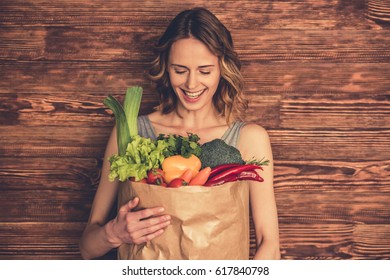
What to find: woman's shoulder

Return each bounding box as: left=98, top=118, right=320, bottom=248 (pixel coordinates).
left=238, top=122, right=271, bottom=159
left=146, top=111, right=165, bottom=122
left=240, top=122, right=269, bottom=139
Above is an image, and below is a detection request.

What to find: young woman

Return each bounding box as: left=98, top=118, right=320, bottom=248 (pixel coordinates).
left=79, top=7, right=280, bottom=260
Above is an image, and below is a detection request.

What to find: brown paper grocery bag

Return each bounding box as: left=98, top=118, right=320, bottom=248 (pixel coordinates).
left=117, top=180, right=250, bottom=260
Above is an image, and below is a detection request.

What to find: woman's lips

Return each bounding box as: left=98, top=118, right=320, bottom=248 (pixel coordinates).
left=181, top=88, right=206, bottom=100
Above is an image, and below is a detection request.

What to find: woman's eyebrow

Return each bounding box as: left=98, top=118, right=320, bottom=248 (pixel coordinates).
left=199, top=65, right=215, bottom=69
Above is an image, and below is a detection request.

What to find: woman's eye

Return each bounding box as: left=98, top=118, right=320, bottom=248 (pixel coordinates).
left=200, top=71, right=210, bottom=75
left=174, top=70, right=187, bottom=74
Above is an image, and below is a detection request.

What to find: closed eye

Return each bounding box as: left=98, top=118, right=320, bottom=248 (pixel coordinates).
left=174, top=70, right=187, bottom=74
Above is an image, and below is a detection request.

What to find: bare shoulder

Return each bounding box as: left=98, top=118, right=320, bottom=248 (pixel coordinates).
left=238, top=122, right=272, bottom=161
left=239, top=122, right=271, bottom=148
left=241, top=122, right=269, bottom=138
left=147, top=111, right=167, bottom=124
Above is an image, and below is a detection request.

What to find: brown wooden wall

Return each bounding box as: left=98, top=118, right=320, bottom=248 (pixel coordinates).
left=0, top=0, right=389, bottom=260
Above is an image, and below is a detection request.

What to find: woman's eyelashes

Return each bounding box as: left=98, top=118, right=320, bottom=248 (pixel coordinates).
left=174, top=69, right=211, bottom=75
left=174, top=70, right=187, bottom=74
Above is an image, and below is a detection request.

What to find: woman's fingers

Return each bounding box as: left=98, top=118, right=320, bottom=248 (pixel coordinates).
left=127, top=210, right=171, bottom=233
left=130, top=219, right=171, bottom=244
left=118, top=197, right=140, bottom=213
left=133, top=205, right=166, bottom=220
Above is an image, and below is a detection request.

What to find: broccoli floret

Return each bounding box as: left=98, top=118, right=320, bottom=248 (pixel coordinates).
left=199, top=139, right=245, bottom=168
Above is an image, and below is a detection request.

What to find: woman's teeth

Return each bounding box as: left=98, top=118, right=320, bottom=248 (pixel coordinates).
left=183, top=89, right=205, bottom=98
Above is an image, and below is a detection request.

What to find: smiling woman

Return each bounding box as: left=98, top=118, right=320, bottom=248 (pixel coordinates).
left=79, top=7, right=280, bottom=260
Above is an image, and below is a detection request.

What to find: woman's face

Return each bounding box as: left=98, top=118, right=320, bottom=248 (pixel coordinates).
left=168, top=37, right=221, bottom=112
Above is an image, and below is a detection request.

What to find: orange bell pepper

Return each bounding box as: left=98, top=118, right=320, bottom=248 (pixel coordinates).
left=162, top=154, right=201, bottom=183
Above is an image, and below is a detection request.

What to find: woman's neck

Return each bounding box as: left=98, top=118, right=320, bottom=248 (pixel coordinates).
left=171, top=105, right=225, bottom=130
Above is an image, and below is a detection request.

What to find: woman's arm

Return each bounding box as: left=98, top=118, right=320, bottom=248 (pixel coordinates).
left=79, top=127, right=122, bottom=259
left=79, top=127, right=171, bottom=259
left=238, top=124, right=281, bottom=260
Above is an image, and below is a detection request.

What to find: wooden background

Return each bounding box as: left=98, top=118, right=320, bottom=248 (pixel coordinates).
left=0, top=0, right=389, bottom=260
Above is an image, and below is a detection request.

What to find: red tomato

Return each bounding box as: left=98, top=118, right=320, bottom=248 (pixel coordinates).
left=168, top=178, right=188, bottom=188
left=147, top=168, right=165, bottom=185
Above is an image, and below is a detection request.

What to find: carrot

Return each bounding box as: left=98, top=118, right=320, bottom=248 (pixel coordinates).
left=180, top=168, right=195, bottom=183
left=189, top=167, right=212, bottom=186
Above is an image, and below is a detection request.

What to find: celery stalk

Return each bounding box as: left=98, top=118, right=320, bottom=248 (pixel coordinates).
left=124, top=86, right=143, bottom=137
left=103, top=95, right=130, bottom=156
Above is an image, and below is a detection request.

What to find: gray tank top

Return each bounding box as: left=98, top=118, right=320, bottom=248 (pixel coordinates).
left=137, top=115, right=245, bottom=148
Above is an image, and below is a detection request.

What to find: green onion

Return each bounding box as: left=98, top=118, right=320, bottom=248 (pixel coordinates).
left=103, top=86, right=143, bottom=156
left=124, top=86, right=142, bottom=137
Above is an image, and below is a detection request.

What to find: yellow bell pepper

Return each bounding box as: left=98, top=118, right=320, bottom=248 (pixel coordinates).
left=162, top=154, right=201, bottom=183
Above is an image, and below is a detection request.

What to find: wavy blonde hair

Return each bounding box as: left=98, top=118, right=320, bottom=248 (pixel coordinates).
left=148, top=7, right=248, bottom=124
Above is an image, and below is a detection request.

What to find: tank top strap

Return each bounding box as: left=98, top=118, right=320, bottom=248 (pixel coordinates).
left=221, top=121, right=246, bottom=148
left=137, top=115, right=157, bottom=140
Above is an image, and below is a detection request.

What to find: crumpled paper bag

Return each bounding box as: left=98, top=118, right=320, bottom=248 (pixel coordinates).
left=117, top=180, right=250, bottom=260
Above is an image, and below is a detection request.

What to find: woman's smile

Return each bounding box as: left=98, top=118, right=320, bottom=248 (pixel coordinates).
left=181, top=88, right=207, bottom=101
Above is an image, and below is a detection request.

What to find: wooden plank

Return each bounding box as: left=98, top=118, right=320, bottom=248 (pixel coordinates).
left=0, top=0, right=376, bottom=30
left=279, top=224, right=390, bottom=259
left=274, top=160, right=390, bottom=225
left=1, top=26, right=389, bottom=62
left=0, top=222, right=83, bottom=242
left=0, top=26, right=158, bottom=62
left=279, top=223, right=354, bottom=259
left=274, top=160, right=390, bottom=191
left=352, top=224, right=390, bottom=259
left=0, top=222, right=83, bottom=259
left=236, top=30, right=390, bottom=63
left=276, top=189, right=390, bottom=225
left=0, top=126, right=109, bottom=158
left=0, top=190, right=94, bottom=222
left=0, top=157, right=101, bottom=191
left=242, top=62, right=390, bottom=94
left=279, top=92, right=390, bottom=129
left=0, top=61, right=149, bottom=94
left=270, top=129, right=390, bottom=161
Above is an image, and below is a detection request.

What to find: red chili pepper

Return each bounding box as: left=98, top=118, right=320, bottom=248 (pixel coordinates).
left=206, top=164, right=263, bottom=185
left=204, top=175, right=235, bottom=186
left=237, top=170, right=264, bottom=182
left=204, top=170, right=264, bottom=187
left=209, top=163, right=243, bottom=179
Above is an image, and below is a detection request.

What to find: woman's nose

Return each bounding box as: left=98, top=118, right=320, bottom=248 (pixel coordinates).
left=186, top=72, right=197, bottom=89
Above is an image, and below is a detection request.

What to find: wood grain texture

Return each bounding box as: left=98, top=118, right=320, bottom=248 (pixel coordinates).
left=0, top=0, right=389, bottom=260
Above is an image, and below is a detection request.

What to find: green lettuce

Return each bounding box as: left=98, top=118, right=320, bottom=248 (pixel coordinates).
left=108, top=135, right=168, bottom=182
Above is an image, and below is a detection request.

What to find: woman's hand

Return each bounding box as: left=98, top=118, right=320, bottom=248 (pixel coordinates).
left=104, top=197, right=171, bottom=247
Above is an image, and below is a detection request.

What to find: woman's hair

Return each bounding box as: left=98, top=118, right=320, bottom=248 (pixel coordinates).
left=148, top=7, right=248, bottom=124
